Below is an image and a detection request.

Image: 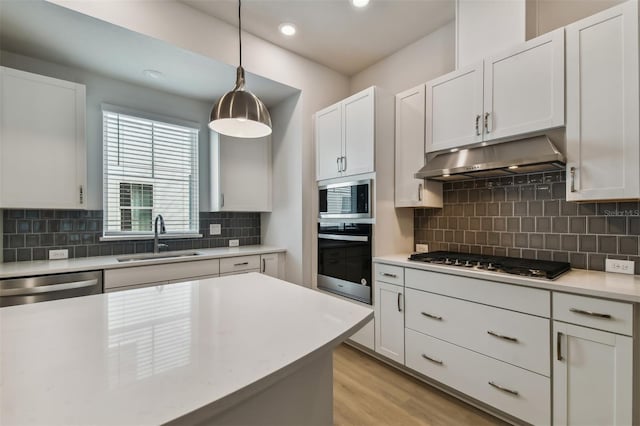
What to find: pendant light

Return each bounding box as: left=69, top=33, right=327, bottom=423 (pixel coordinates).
left=208, top=0, right=272, bottom=138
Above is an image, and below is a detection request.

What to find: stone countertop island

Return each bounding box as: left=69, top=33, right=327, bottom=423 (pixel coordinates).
left=0, top=273, right=372, bottom=425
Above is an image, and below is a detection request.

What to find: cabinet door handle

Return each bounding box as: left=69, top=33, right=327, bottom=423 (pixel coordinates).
left=487, top=330, right=518, bottom=343
left=79, top=185, right=84, bottom=205
left=234, top=261, right=249, bottom=267
left=421, top=311, right=442, bottom=321
left=488, top=381, right=519, bottom=396
left=557, top=332, right=563, bottom=361
left=381, top=272, right=397, bottom=278
left=570, top=167, right=577, bottom=192
left=569, top=308, right=611, bottom=319
left=397, top=293, right=402, bottom=312
left=221, top=193, right=225, bottom=208
left=418, top=183, right=423, bottom=202
left=342, top=156, right=347, bottom=172
left=337, top=157, right=341, bottom=173
left=262, top=259, right=266, bottom=273
left=475, top=114, right=481, bottom=136
left=484, top=112, right=491, bottom=133
left=421, top=354, right=443, bottom=365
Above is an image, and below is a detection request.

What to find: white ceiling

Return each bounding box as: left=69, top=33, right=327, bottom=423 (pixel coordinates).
left=180, top=0, right=456, bottom=76
left=0, top=0, right=299, bottom=107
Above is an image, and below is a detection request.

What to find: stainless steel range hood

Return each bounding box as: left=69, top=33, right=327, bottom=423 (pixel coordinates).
left=415, top=136, right=565, bottom=181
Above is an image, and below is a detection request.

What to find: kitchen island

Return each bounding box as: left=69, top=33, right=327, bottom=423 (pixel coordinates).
left=0, top=273, right=372, bottom=425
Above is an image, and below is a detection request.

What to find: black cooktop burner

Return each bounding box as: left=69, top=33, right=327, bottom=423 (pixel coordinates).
left=408, top=251, right=571, bottom=280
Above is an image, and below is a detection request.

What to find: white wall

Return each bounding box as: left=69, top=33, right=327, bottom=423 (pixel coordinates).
left=0, top=50, right=212, bottom=212
left=49, top=0, right=350, bottom=286
left=527, top=0, right=625, bottom=38
left=350, top=21, right=456, bottom=96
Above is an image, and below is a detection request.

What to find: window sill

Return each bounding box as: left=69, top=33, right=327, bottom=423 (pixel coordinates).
left=99, top=234, right=203, bottom=242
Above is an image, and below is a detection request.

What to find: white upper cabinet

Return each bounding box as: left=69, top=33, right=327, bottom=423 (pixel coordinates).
left=315, top=104, right=342, bottom=181
left=426, top=63, right=484, bottom=152
left=395, top=85, right=442, bottom=208
left=426, top=30, right=565, bottom=153
left=483, top=29, right=565, bottom=142
left=315, top=86, right=375, bottom=181
left=210, top=133, right=272, bottom=212
left=565, top=1, right=640, bottom=201
left=342, top=88, right=375, bottom=177
left=0, top=66, right=87, bottom=209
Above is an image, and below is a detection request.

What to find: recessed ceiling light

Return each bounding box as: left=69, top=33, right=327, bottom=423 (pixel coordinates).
left=351, top=0, right=370, bottom=8
left=142, top=69, right=164, bottom=80
left=279, top=23, right=296, bottom=36
left=508, top=165, right=519, bottom=169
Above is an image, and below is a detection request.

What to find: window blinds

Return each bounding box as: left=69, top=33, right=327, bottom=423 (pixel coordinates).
left=103, top=109, right=199, bottom=236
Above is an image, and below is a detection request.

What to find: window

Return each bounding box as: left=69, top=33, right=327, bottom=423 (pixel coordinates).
left=103, top=106, right=199, bottom=237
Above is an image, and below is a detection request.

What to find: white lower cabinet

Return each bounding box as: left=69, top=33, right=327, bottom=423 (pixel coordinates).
left=553, top=292, right=634, bottom=426
left=374, top=281, right=404, bottom=363
left=553, top=322, right=633, bottom=426
left=260, top=253, right=283, bottom=279
left=406, top=329, right=550, bottom=425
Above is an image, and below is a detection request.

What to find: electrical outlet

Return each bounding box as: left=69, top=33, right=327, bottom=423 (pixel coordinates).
left=210, top=224, right=221, bottom=235
left=416, top=244, right=429, bottom=253
left=229, top=239, right=239, bottom=247
left=49, top=249, right=69, bottom=260
left=605, top=259, right=635, bottom=275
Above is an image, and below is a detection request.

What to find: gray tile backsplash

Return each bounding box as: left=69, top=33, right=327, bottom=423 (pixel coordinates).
left=415, top=172, right=640, bottom=273
left=2, top=210, right=260, bottom=262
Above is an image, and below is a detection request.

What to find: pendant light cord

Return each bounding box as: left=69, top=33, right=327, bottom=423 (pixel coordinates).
left=238, top=0, right=242, bottom=68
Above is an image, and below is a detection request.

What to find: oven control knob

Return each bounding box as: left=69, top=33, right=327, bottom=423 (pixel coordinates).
left=361, top=278, right=368, bottom=285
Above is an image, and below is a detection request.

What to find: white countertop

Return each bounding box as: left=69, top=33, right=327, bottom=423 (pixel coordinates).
left=375, top=254, right=640, bottom=303
left=0, top=273, right=373, bottom=425
left=0, top=245, right=285, bottom=279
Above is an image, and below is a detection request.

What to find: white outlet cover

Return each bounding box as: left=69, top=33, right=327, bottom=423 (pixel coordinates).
left=49, top=249, right=69, bottom=260
left=229, top=239, right=239, bottom=247
left=210, top=224, right=221, bottom=235
left=416, top=244, right=429, bottom=253
left=605, top=259, right=635, bottom=275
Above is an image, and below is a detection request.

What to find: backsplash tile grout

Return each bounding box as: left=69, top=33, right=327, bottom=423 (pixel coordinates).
left=2, top=210, right=260, bottom=262
left=414, top=172, right=640, bottom=273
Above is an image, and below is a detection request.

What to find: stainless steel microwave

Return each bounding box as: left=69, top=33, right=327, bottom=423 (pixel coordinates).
left=318, top=179, right=372, bottom=219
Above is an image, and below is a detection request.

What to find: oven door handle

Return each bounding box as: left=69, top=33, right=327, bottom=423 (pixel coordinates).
left=318, top=234, right=369, bottom=242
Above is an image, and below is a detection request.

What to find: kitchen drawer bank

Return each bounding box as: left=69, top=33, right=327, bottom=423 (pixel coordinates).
left=372, top=255, right=640, bottom=426
left=0, top=246, right=285, bottom=280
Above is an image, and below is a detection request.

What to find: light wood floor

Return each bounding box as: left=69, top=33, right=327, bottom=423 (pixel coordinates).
left=333, top=344, right=507, bottom=426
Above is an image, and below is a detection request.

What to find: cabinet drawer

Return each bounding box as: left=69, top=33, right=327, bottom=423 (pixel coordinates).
left=105, top=259, right=220, bottom=289
left=406, top=329, right=550, bottom=425
left=406, top=288, right=550, bottom=376
left=405, top=269, right=550, bottom=317
left=220, top=256, right=261, bottom=274
left=374, top=263, right=404, bottom=286
left=553, top=293, right=633, bottom=336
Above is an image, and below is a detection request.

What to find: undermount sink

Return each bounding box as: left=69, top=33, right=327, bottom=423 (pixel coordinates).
left=116, top=251, right=202, bottom=263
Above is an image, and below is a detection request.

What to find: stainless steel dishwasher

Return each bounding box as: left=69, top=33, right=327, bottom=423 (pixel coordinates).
left=0, top=270, right=103, bottom=307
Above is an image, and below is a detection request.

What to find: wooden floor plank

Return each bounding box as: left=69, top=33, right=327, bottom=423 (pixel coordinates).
left=333, top=344, right=507, bottom=426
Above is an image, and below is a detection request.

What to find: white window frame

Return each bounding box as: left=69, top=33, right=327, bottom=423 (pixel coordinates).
left=101, top=104, right=201, bottom=240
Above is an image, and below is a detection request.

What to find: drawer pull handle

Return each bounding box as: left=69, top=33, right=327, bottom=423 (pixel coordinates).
left=381, top=272, right=397, bottom=278
left=234, top=262, right=250, bottom=267
left=487, top=330, right=518, bottom=343
left=421, top=311, right=443, bottom=321
left=421, top=354, right=443, bottom=365
left=569, top=308, right=611, bottom=319
left=488, top=381, right=519, bottom=396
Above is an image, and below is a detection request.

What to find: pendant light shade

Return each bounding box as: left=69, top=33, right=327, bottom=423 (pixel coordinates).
left=208, top=0, right=272, bottom=138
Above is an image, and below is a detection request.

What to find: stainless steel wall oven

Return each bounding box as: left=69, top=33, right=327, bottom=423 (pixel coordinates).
left=317, top=222, right=372, bottom=304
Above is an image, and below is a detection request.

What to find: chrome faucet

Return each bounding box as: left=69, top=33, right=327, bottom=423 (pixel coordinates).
left=154, top=214, right=168, bottom=253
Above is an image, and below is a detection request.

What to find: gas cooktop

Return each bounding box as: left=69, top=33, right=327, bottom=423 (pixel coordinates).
left=408, top=251, right=571, bottom=280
